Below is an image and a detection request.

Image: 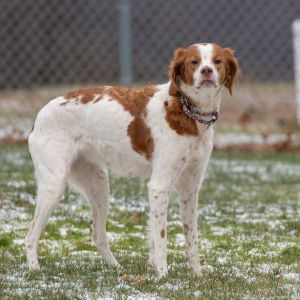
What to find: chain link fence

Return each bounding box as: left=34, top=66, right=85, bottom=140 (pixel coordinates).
left=0, top=0, right=300, bottom=89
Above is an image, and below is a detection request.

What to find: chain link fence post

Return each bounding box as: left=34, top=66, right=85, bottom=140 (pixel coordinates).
left=118, top=0, right=132, bottom=87
left=292, top=19, right=300, bottom=125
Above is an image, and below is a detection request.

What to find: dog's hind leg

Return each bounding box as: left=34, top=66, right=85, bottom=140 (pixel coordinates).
left=25, top=136, right=73, bottom=270
left=69, top=157, right=119, bottom=267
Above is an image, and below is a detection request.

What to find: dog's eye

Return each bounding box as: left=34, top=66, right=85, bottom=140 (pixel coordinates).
left=191, top=60, right=198, bottom=65
left=214, top=59, right=221, bottom=65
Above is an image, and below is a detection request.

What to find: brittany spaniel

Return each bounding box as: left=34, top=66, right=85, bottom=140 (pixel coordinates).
left=25, top=43, right=239, bottom=276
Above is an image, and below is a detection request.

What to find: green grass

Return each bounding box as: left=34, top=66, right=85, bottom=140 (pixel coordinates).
left=0, top=145, right=300, bottom=299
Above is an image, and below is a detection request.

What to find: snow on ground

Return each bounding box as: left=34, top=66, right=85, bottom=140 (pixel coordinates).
left=1, top=147, right=300, bottom=298
left=213, top=132, right=297, bottom=148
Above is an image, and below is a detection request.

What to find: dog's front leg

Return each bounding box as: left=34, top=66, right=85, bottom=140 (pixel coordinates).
left=147, top=154, right=187, bottom=277
left=176, top=146, right=213, bottom=275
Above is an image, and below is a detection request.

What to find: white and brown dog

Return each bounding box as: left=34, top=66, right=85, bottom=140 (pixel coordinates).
left=25, top=43, right=239, bottom=276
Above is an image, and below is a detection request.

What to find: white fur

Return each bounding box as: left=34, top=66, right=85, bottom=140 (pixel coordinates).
left=25, top=44, right=224, bottom=277
left=193, top=44, right=219, bottom=88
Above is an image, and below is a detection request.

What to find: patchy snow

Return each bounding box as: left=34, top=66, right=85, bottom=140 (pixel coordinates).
left=194, top=290, right=202, bottom=297
left=270, top=242, right=297, bottom=251
left=257, top=263, right=278, bottom=274
left=59, top=227, right=68, bottom=237
left=160, top=282, right=180, bottom=291
left=174, top=233, right=185, bottom=246
left=217, top=256, right=228, bottom=265
left=282, top=284, right=300, bottom=300
left=214, top=133, right=300, bottom=148
left=210, top=226, right=232, bottom=236
left=282, top=272, right=300, bottom=282
left=13, top=239, right=24, bottom=246
left=198, top=264, right=214, bottom=273
left=7, top=180, right=27, bottom=188
left=199, top=239, right=214, bottom=251
left=107, top=232, right=122, bottom=241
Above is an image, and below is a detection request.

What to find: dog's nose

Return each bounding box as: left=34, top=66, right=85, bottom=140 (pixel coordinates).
left=201, top=66, right=213, bottom=75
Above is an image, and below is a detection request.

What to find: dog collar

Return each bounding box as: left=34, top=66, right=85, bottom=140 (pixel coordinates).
left=177, top=92, right=218, bottom=128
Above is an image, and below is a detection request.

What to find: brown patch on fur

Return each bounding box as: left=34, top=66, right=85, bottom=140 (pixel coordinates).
left=107, top=86, right=157, bottom=160
left=165, top=97, right=199, bottom=136
left=106, top=86, right=156, bottom=115
left=109, top=86, right=156, bottom=160
left=160, top=229, right=165, bottom=238
left=64, top=87, right=105, bottom=104
left=63, top=85, right=157, bottom=159
left=212, top=44, right=240, bottom=95
left=169, top=45, right=201, bottom=96
left=184, top=223, right=189, bottom=235
left=127, top=117, right=154, bottom=160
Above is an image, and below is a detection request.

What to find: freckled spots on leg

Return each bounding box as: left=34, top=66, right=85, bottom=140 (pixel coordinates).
left=160, top=229, right=165, bottom=238
left=155, top=214, right=159, bottom=218
left=154, top=195, right=158, bottom=199
left=184, top=223, right=189, bottom=235
left=181, top=157, right=187, bottom=162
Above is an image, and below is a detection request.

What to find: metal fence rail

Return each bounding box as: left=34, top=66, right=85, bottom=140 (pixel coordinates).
left=0, top=0, right=300, bottom=89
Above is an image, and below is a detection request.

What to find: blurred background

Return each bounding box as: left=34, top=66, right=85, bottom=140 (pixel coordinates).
left=1, top=0, right=300, bottom=151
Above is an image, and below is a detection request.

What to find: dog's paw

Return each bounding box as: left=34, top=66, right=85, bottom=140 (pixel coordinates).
left=190, top=264, right=214, bottom=276
left=28, top=261, right=40, bottom=271
left=110, top=258, right=121, bottom=268
left=155, top=264, right=168, bottom=278
left=190, top=264, right=201, bottom=276
left=147, top=255, right=155, bottom=268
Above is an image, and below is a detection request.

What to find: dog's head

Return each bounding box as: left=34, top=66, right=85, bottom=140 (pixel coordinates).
left=169, top=43, right=240, bottom=96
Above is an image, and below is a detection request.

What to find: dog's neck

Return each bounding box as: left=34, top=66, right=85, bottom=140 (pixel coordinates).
left=178, top=81, right=223, bottom=113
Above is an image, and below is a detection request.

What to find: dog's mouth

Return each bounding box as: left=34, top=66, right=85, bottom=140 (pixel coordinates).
left=197, top=80, right=217, bottom=88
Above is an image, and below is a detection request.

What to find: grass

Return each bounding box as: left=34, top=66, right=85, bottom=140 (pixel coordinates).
left=0, top=145, right=300, bottom=299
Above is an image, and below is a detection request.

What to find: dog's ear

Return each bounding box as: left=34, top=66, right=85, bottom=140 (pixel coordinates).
left=169, top=48, right=187, bottom=96
left=223, top=48, right=240, bottom=95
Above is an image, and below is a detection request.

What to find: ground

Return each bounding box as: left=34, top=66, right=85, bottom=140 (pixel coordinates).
left=0, top=145, right=300, bottom=299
